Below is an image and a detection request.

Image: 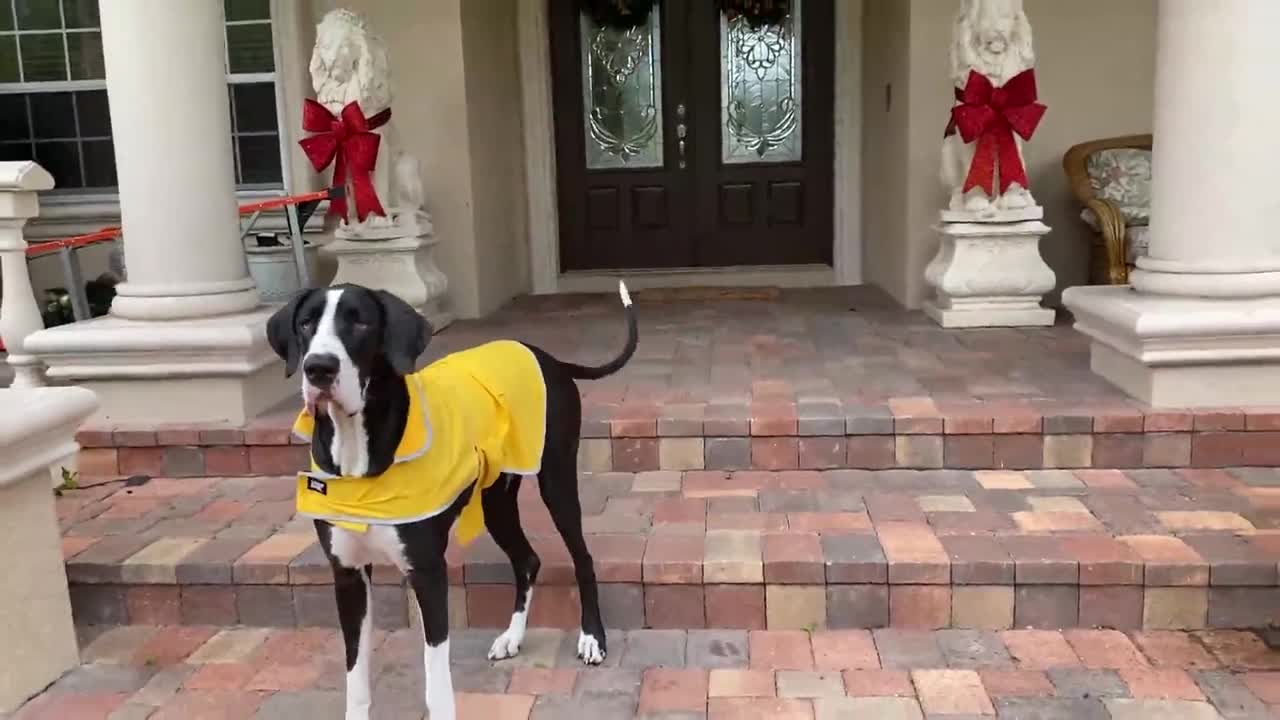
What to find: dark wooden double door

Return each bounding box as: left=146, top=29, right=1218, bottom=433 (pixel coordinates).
left=550, top=0, right=834, bottom=271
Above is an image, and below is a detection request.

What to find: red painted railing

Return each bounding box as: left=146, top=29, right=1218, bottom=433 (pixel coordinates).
left=24, top=188, right=333, bottom=259
left=1, top=190, right=331, bottom=352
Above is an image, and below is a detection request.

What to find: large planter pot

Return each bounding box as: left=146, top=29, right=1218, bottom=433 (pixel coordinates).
left=245, top=238, right=320, bottom=303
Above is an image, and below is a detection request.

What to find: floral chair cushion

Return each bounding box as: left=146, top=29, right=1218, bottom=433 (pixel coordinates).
left=1079, top=147, right=1152, bottom=229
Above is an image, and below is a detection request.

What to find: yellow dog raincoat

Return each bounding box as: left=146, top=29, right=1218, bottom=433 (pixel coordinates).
left=292, top=340, right=547, bottom=544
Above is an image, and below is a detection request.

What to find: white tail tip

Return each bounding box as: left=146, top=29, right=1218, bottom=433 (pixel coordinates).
left=619, top=280, right=632, bottom=307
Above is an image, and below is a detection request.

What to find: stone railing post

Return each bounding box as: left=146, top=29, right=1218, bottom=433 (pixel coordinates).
left=0, top=161, right=56, bottom=388
left=0, top=385, right=97, bottom=712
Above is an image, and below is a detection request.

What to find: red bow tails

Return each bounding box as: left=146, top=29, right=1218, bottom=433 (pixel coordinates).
left=299, top=99, right=392, bottom=222
left=943, top=69, right=1046, bottom=196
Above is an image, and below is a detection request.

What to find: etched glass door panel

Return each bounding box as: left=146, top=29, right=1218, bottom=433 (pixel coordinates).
left=580, top=7, right=664, bottom=169
left=720, top=0, right=802, bottom=164
left=551, top=0, right=693, bottom=271
left=692, top=0, right=832, bottom=267
left=551, top=0, right=833, bottom=271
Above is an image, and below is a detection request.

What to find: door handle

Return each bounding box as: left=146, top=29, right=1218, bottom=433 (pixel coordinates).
left=676, top=103, right=687, bottom=168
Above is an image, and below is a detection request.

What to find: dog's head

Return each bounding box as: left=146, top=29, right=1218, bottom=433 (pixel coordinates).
left=266, top=284, right=431, bottom=416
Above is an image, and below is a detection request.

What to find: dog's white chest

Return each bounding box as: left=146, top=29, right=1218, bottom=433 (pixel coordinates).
left=328, top=524, right=410, bottom=573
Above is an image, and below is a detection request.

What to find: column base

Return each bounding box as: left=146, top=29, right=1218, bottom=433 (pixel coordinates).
left=1063, top=284, right=1280, bottom=407
left=924, top=219, right=1057, bottom=328
left=325, top=233, right=454, bottom=333
left=109, top=277, right=261, bottom=321
left=23, top=306, right=290, bottom=425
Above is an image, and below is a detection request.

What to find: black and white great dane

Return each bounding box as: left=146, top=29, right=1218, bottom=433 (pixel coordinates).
left=265, top=281, right=637, bottom=720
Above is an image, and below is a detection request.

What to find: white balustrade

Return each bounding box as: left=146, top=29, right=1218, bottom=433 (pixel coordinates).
left=0, top=161, right=55, bottom=388
left=0, top=384, right=97, bottom=711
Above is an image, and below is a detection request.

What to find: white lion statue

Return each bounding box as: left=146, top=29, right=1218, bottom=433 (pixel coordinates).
left=940, top=0, right=1038, bottom=214
left=310, top=8, right=426, bottom=237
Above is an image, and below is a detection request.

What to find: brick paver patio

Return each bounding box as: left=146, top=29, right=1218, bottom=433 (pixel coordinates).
left=32, top=289, right=1280, bottom=717
left=59, top=467, right=1280, bottom=632
left=9, top=626, right=1280, bottom=718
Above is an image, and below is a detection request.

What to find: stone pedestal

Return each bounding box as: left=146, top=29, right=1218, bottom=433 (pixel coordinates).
left=0, top=386, right=97, bottom=712
left=325, top=230, right=453, bottom=333
left=924, top=218, right=1056, bottom=328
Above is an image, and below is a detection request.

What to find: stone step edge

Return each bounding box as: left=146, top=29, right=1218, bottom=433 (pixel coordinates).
left=70, top=579, right=1277, bottom=632
left=74, top=429, right=1280, bottom=477
left=74, top=403, right=1280, bottom=444
left=66, top=558, right=1280, bottom=590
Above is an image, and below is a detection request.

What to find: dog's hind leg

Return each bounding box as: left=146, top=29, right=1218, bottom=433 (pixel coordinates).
left=482, top=474, right=542, bottom=660
left=316, top=522, right=374, bottom=720
left=537, top=451, right=607, bottom=665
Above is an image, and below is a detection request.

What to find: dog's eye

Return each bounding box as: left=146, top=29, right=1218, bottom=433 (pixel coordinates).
left=300, top=319, right=316, bottom=334
left=353, top=321, right=370, bottom=333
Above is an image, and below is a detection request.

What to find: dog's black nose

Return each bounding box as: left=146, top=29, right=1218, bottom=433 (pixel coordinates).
left=303, top=353, right=340, bottom=388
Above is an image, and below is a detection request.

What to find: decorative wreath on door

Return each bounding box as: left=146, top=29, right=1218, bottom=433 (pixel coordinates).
left=717, top=0, right=792, bottom=28
left=581, top=0, right=656, bottom=30
left=581, top=1, right=794, bottom=30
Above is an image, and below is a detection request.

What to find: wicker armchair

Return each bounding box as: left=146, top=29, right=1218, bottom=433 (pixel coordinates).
left=1063, top=134, right=1153, bottom=285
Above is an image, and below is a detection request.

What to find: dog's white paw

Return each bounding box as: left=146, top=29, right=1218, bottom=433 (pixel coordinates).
left=577, top=632, right=605, bottom=665
left=487, top=629, right=524, bottom=661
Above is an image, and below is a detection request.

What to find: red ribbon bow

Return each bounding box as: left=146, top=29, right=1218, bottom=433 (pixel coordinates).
left=299, top=99, right=392, bottom=222
left=943, top=68, right=1046, bottom=196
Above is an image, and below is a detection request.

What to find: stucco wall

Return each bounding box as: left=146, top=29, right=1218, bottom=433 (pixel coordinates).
left=860, top=0, right=912, bottom=305
left=460, top=0, right=532, bottom=314
left=862, top=0, right=1157, bottom=309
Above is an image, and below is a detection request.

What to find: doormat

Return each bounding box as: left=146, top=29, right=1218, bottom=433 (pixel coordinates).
left=632, top=286, right=783, bottom=302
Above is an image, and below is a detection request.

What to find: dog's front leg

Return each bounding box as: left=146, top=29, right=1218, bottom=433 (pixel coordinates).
left=332, top=563, right=374, bottom=719
left=409, top=559, right=455, bottom=720
left=318, top=522, right=375, bottom=720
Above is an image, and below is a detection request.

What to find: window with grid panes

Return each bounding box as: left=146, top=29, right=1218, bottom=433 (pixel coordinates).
left=0, top=0, right=284, bottom=193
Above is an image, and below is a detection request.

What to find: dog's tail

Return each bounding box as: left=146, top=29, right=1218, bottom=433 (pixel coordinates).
left=560, top=280, right=638, bottom=381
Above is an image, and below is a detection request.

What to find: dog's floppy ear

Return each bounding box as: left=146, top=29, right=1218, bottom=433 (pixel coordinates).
left=266, top=288, right=314, bottom=377
left=375, top=289, right=431, bottom=376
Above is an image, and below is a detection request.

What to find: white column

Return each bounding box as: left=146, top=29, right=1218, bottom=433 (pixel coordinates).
left=1131, top=0, right=1280, bottom=298
left=1062, top=0, right=1280, bottom=407
left=99, top=0, right=259, bottom=320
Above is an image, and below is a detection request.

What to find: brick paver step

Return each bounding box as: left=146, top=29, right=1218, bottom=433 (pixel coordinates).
left=10, top=626, right=1280, bottom=719
left=58, top=468, right=1280, bottom=633
left=75, top=402, right=1280, bottom=475
left=70, top=290, right=1280, bottom=476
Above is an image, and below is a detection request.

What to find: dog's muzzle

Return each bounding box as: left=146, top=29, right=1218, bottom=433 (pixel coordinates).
left=304, top=353, right=341, bottom=390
